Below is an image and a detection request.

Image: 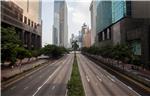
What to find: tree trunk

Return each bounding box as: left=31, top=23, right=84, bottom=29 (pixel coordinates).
left=74, top=50, right=76, bottom=58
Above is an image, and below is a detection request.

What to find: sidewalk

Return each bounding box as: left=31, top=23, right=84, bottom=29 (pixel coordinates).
left=1, top=59, right=48, bottom=80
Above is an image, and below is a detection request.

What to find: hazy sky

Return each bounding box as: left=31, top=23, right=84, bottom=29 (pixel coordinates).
left=42, top=0, right=92, bottom=47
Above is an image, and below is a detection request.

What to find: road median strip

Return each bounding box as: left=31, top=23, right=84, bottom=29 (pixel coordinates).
left=67, top=55, right=85, bottom=96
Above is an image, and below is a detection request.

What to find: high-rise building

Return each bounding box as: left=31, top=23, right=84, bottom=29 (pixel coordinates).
left=53, top=0, right=68, bottom=47
left=90, top=0, right=97, bottom=45
left=81, top=23, right=91, bottom=48
left=95, top=1, right=150, bottom=68
left=1, top=0, right=42, bottom=49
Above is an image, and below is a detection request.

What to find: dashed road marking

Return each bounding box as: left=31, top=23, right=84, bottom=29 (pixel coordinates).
left=11, top=86, right=16, bottom=90
left=32, top=63, right=63, bottom=96
left=52, top=86, right=55, bottom=90
left=96, top=76, right=102, bottom=82
left=24, top=86, right=29, bottom=90
left=65, top=89, right=68, bottom=96
left=86, top=75, right=90, bottom=82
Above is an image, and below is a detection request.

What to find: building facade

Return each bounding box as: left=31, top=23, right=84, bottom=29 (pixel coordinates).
left=1, top=0, right=42, bottom=49
left=53, top=0, right=68, bottom=47
left=89, top=0, right=97, bottom=45
left=81, top=23, right=91, bottom=48
left=95, top=1, right=150, bottom=68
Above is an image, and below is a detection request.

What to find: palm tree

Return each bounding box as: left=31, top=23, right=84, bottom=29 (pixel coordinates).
left=71, top=40, right=79, bottom=57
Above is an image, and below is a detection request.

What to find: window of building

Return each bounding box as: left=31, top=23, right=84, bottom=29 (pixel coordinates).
left=104, top=30, right=107, bottom=40
left=28, top=19, right=30, bottom=26
left=131, top=40, right=141, bottom=56
left=14, top=11, right=18, bottom=19
left=98, top=32, right=102, bottom=42
left=34, top=23, right=37, bottom=29
left=19, top=14, right=23, bottom=22
left=126, top=1, right=132, bottom=16
left=107, top=28, right=110, bottom=39
left=102, top=31, right=105, bottom=40
left=106, top=28, right=111, bottom=40
left=24, top=16, right=27, bottom=24
left=31, top=21, right=33, bottom=27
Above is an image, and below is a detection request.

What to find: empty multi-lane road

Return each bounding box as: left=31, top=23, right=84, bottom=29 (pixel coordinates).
left=2, top=54, right=74, bottom=96
left=2, top=53, right=142, bottom=96
left=77, top=54, right=141, bottom=96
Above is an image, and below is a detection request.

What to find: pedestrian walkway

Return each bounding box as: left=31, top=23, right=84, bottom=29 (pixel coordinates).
left=1, top=59, right=48, bottom=80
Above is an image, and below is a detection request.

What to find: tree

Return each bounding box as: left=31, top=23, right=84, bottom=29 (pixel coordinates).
left=41, top=45, right=55, bottom=58
left=32, top=49, right=42, bottom=59
left=41, top=44, right=67, bottom=59
left=16, top=47, right=30, bottom=65
left=71, top=40, right=79, bottom=56
left=26, top=50, right=32, bottom=62
left=81, top=44, right=134, bottom=70
left=1, top=27, right=22, bottom=66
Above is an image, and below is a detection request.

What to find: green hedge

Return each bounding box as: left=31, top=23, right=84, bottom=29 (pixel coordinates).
left=67, top=55, right=85, bottom=96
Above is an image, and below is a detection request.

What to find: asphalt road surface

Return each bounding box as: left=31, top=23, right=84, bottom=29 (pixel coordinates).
left=77, top=54, right=141, bottom=96
left=2, top=54, right=74, bottom=96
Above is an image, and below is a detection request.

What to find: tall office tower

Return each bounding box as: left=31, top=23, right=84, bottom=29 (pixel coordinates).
left=95, top=1, right=150, bottom=68
left=80, top=23, right=91, bottom=48
left=90, top=0, right=97, bottom=45
left=1, top=0, right=42, bottom=49
left=53, top=0, right=68, bottom=47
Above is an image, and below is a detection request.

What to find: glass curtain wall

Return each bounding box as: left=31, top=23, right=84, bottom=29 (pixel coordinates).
left=96, top=0, right=127, bottom=33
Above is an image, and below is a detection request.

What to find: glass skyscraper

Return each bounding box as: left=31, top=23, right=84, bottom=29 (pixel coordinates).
left=112, top=0, right=126, bottom=23
left=95, top=0, right=150, bottom=67
left=53, top=0, right=68, bottom=47
left=96, top=0, right=127, bottom=33
left=96, top=1, right=112, bottom=33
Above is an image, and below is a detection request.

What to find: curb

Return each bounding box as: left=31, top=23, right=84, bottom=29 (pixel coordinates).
left=85, top=54, right=150, bottom=95
left=1, top=60, right=50, bottom=90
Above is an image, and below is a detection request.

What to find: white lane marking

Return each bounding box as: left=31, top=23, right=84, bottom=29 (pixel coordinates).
left=10, top=86, right=16, bottom=90
left=24, top=86, right=29, bottom=90
left=96, top=76, right=102, bottom=82
left=107, top=76, right=115, bottom=82
left=145, top=78, right=150, bottom=81
left=52, top=86, right=55, bottom=90
left=32, top=64, right=62, bottom=96
left=127, top=86, right=132, bottom=90
left=86, top=75, right=90, bottom=82
left=65, top=89, right=68, bottom=96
